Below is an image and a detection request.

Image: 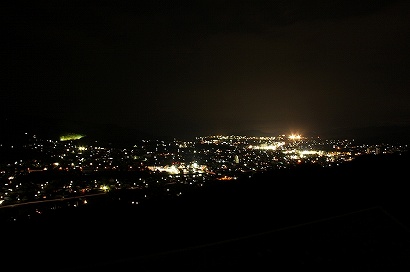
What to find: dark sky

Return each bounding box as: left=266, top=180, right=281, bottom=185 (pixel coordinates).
left=2, top=0, right=410, bottom=139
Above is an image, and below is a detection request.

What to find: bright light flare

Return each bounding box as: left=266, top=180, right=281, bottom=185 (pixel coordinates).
left=288, top=134, right=301, bottom=140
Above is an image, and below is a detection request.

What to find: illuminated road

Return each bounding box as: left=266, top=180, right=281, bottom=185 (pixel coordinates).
left=0, top=192, right=106, bottom=209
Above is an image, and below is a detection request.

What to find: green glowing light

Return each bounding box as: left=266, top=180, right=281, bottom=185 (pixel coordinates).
left=60, top=133, right=85, bottom=141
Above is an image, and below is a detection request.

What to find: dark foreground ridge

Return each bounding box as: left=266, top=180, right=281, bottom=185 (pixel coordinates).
left=3, top=152, right=410, bottom=271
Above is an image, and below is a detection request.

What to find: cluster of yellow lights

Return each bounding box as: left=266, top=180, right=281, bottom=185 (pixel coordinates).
left=217, top=175, right=235, bottom=181
left=288, top=134, right=302, bottom=140
left=100, top=185, right=110, bottom=192
left=148, top=165, right=180, bottom=174
left=147, top=162, right=207, bottom=175
left=248, top=142, right=285, bottom=150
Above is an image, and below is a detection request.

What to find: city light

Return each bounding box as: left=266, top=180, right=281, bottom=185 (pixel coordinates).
left=0, top=132, right=407, bottom=222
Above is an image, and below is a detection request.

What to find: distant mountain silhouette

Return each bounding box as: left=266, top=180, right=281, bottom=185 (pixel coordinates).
left=2, top=114, right=410, bottom=146
left=229, top=129, right=280, bottom=137
left=230, top=125, right=410, bottom=145
left=318, top=124, right=410, bottom=145
left=0, top=115, right=155, bottom=147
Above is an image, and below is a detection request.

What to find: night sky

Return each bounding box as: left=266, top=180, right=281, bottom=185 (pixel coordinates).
left=2, top=0, right=410, bottom=139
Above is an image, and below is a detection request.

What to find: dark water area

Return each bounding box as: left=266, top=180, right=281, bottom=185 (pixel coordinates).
left=3, top=151, right=410, bottom=271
